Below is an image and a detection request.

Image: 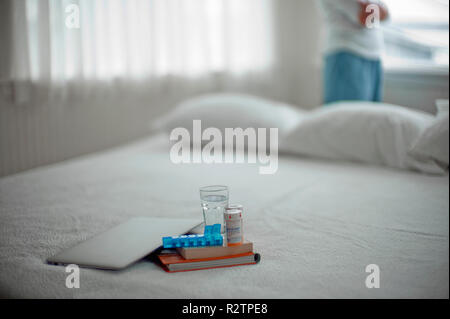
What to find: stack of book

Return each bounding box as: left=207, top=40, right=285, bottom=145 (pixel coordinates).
left=157, top=241, right=260, bottom=272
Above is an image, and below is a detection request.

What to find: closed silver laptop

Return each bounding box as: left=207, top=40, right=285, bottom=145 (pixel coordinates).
left=47, top=217, right=200, bottom=270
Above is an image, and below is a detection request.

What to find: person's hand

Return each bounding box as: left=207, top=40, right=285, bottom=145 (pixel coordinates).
left=358, top=0, right=388, bottom=27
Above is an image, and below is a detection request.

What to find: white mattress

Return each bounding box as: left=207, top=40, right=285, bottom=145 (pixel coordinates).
left=0, top=134, right=448, bottom=298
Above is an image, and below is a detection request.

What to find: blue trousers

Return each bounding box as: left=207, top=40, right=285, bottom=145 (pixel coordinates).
left=323, top=51, right=383, bottom=104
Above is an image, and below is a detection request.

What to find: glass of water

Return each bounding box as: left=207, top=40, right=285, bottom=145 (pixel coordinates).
left=200, top=185, right=229, bottom=234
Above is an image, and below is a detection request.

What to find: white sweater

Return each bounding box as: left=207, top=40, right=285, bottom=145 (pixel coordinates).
left=319, top=0, right=385, bottom=60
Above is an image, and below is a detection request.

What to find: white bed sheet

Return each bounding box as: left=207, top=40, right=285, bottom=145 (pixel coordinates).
left=0, top=134, right=448, bottom=298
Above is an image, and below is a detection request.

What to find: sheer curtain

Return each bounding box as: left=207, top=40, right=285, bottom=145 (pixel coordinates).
left=10, top=0, right=274, bottom=83
left=382, top=0, right=449, bottom=68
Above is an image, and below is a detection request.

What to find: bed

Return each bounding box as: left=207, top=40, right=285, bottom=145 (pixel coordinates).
left=0, top=132, right=448, bottom=298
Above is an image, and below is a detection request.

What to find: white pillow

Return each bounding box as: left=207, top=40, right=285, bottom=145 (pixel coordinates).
left=151, top=93, right=304, bottom=139
left=408, top=100, right=449, bottom=169
left=280, top=101, right=445, bottom=174
left=435, top=99, right=449, bottom=115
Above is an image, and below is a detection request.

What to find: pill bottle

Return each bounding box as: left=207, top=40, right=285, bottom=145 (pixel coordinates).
left=224, top=206, right=243, bottom=246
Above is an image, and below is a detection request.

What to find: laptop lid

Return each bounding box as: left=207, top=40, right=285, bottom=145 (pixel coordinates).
left=47, top=217, right=200, bottom=270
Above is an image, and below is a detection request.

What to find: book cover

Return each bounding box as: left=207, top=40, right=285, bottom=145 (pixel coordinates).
left=177, top=241, right=253, bottom=259
left=157, top=251, right=260, bottom=273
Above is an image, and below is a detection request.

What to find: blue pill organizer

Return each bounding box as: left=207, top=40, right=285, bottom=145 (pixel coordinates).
left=162, top=224, right=223, bottom=248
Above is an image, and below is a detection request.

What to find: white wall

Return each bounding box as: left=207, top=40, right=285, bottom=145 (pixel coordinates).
left=271, top=0, right=323, bottom=108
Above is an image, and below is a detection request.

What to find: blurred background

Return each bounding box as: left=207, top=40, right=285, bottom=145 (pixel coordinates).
left=0, top=0, right=448, bottom=177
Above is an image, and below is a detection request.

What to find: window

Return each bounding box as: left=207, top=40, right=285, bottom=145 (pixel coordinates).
left=382, top=0, right=449, bottom=71
left=19, top=0, right=274, bottom=81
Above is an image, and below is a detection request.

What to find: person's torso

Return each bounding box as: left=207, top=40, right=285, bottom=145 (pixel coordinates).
left=319, top=0, right=384, bottom=60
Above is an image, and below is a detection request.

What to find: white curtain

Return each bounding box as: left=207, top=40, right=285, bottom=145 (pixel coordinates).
left=10, top=0, right=274, bottom=83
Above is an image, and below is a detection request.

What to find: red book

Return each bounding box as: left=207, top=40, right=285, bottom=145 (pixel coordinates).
left=157, top=251, right=260, bottom=273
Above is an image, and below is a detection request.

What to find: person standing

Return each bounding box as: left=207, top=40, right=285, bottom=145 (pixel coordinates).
left=319, top=0, right=389, bottom=104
